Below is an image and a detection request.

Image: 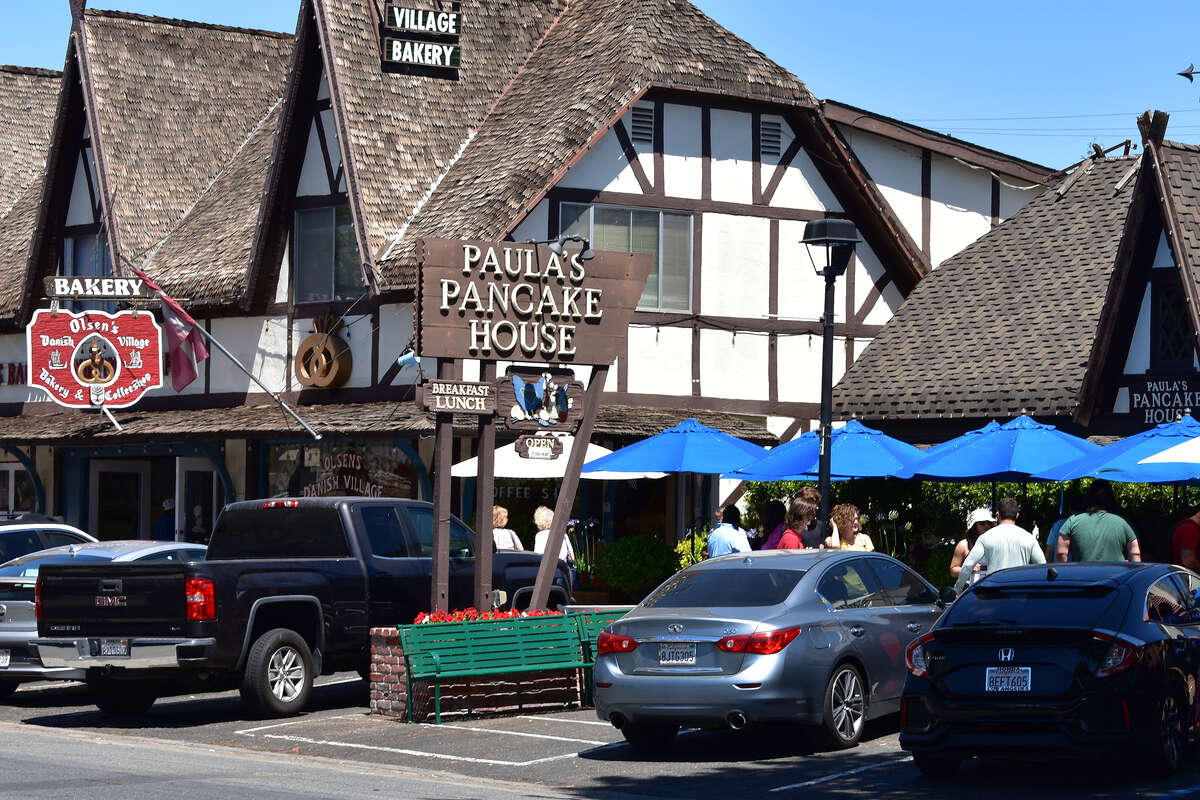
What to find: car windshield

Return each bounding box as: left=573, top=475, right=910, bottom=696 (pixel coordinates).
left=948, top=584, right=1123, bottom=628
left=642, top=568, right=805, bottom=608
left=0, top=553, right=113, bottom=578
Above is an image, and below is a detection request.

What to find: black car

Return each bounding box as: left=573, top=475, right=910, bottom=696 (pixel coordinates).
left=900, top=562, right=1200, bottom=777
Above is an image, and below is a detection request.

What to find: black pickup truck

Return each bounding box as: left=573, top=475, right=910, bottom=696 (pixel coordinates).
left=34, top=497, right=571, bottom=717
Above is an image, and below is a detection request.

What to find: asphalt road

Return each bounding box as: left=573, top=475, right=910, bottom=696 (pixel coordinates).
left=6, top=677, right=1200, bottom=799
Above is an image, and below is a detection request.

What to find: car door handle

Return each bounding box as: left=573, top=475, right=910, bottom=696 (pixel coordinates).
left=849, top=626, right=865, bottom=637
left=907, top=623, right=922, bottom=632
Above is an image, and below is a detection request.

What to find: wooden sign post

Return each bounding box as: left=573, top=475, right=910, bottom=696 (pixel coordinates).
left=416, top=238, right=651, bottom=612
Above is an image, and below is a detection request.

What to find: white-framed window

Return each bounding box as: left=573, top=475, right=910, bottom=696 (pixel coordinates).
left=560, top=203, right=693, bottom=312
left=293, top=205, right=361, bottom=303
left=0, top=463, right=36, bottom=514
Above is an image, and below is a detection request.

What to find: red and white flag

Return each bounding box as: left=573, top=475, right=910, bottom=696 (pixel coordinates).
left=130, top=268, right=209, bottom=392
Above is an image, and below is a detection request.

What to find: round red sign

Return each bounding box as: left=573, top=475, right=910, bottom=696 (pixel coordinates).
left=26, top=309, right=164, bottom=408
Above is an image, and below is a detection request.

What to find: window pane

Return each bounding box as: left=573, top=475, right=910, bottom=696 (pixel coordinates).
left=594, top=207, right=630, bottom=254
left=407, top=505, right=434, bottom=556
left=295, top=208, right=334, bottom=302
left=632, top=210, right=659, bottom=307
left=207, top=506, right=350, bottom=559
left=13, top=469, right=33, bottom=512
left=560, top=204, right=589, bottom=238
left=333, top=206, right=361, bottom=299
left=450, top=520, right=474, bottom=558
left=817, top=561, right=880, bottom=609
left=361, top=506, right=409, bottom=558
left=866, top=558, right=936, bottom=606
left=661, top=212, right=691, bottom=311
left=642, top=568, right=804, bottom=608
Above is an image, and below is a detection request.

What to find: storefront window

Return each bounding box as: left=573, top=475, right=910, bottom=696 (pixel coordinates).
left=561, top=203, right=692, bottom=311
left=265, top=441, right=422, bottom=500
left=0, top=464, right=36, bottom=514
left=294, top=205, right=361, bottom=302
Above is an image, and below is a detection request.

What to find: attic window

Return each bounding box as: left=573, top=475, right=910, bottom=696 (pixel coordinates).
left=761, top=119, right=782, bottom=157
left=630, top=105, right=654, bottom=144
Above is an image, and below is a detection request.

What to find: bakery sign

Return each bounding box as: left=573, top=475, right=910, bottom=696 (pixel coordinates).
left=417, top=239, right=652, bottom=364
left=1129, top=377, right=1200, bottom=424
left=26, top=309, right=163, bottom=408
left=382, top=6, right=461, bottom=69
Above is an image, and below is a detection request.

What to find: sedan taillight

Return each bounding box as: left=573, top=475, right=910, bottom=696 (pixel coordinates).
left=185, top=577, right=216, bottom=621
left=715, top=627, right=802, bottom=655
left=905, top=632, right=936, bottom=677
left=596, top=632, right=638, bottom=655
left=1093, top=630, right=1140, bottom=677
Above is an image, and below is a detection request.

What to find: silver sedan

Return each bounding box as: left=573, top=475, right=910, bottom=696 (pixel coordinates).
left=593, top=549, right=948, bottom=751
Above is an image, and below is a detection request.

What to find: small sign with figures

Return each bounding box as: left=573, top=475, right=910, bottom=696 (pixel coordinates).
left=26, top=309, right=163, bottom=409
left=496, top=368, right=584, bottom=433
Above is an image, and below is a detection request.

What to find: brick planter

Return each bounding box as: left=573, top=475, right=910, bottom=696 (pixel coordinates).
left=369, top=626, right=582, bottom=721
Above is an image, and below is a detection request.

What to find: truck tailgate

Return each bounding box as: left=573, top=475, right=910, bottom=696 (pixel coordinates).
left=38, top=564, right=190, bottom=637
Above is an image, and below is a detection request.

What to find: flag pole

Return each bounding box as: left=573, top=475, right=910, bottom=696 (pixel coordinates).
left=191, top=325, right=322, bottom=441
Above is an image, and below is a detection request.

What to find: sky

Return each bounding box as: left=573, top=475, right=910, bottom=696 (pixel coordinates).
left=4, top=1, right=1200, bottom=169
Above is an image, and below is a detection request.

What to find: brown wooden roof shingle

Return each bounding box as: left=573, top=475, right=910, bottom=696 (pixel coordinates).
left=0, top=65, right=60, bottom=317
left=833, top=156, right=1142, bottom=421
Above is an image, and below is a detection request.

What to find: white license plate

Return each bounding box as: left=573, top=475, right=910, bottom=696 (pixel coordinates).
left=0, top=649, right=8, bottom=668
left=985, top=666, right=1031, bottom=692
left=99, top=639, right=129, bottom=658
left=658, top=642, right=697, bottom=665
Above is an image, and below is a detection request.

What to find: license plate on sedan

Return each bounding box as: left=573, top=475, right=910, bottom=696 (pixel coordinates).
left=985, top=666, right=1031, bottom=692
left=658, top=642, right=696, bottom=665
left=99, top=639, right=129, bottom=658
left=0, top=649, right=8, bottom=668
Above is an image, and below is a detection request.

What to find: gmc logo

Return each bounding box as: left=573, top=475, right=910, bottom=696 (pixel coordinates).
left=94, top=596, right=127, bottom=608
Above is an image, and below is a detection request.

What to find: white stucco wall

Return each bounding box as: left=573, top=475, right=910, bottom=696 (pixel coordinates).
left=1153, top=230, right=1174, bottom=268
left=662, top=103, right=702, bottom=200
left=776, top=333, right=848, bottom=405
left=842, top=128, right=923, bottom=248
left=0, top=333, right=43, bottom=404
left=1123, top=284, right=1151, bottom=375
left=511, top=199, right=548, bottom=243
left=291, top=314, right=371, bottom=389
left=559, top=108, right=651, bottom=195
left=854, top=245, right=904, bottom=326
left=700, top=329, right=768, bottom=400
left=777, top=218, right=845, bottom=323
left=710, top=109, right=752, bottom=205
left=65, top=153, right=95, bottom=227
left=378, top=303, right=428, bottom=386
left=701, top=213, right=769, bottom=318
left=626, top=324, right=692, bottom=396
left=208, top=316, right=288, bottom=394
left=929, top=153, right=992, bottom=268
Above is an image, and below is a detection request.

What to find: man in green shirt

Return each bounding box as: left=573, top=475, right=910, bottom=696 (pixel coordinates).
left=1056, top=480, right=1141, bottom=563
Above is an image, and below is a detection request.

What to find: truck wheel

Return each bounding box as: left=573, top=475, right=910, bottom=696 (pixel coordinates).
left=88, top=674, right=157, bottom=716
left=0, top=678, right=18, bottom=700
left=241, top=628, right=313, bottom=717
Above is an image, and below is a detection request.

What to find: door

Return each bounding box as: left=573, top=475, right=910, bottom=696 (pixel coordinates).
left=88, top=460, right=151, bottom=540
left=815, top=558, right=894, bottom=703
left=355, top=504, right=429, bottom=626
left=402, top=504, right=476, bottom=611
left=175, top=457, right=219, bottom=544
left=861, top=556, right=944, bottom=705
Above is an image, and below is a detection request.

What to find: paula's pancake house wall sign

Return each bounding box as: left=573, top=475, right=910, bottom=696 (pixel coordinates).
left=26, top=309, right=163, bottom=408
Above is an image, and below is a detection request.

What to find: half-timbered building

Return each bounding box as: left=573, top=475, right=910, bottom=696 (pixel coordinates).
left=0, top=0, right=1052, bottom=541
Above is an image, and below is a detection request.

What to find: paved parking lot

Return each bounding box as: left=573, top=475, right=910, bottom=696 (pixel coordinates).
left=7, top=677, right=1200, bottom=799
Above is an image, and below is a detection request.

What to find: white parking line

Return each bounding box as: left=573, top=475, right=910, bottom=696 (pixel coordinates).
left=768, top=756, right=912, bottom=792
left=235, top=713, right=362, bottom=735
left=314, top=677, right=363, bottom=688
left=258, top=733, right=581, bottom=767
left=517, top=715, right=614, bottom=728
left=424, top=723, right=606, bottom=746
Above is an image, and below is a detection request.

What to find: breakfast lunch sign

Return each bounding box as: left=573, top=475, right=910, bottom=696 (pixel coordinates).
left=26, top=308, right=164, bottom=409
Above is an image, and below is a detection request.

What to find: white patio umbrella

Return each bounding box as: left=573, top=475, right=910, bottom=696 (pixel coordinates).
left=451, top=432, right=666, bottom=480
left=1138, top=434, right=1200, bottom=466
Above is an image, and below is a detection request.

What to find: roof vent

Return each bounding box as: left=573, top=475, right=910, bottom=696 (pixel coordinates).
left=630, top=105, right=654, bottom=144
left=761, top=118, right=782, bottom=157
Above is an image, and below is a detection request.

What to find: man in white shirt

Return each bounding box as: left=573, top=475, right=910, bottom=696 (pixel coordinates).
left=954, top=497, right=1045, bottom=592
left=706, top=505, right=751, bottom=558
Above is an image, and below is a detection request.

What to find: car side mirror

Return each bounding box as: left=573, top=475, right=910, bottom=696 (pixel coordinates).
left=938, top=586, right=958, bottom=606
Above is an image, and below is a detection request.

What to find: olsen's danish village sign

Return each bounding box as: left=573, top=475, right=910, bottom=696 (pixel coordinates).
left=26, top=308, right=163, bottom=408
left=416, top=237, right=651, bottom=614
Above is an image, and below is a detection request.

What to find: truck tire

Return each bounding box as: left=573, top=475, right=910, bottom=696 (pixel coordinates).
left=0, top=678, right=18, bottom=700
left=240, top=628, right=313, bottom=717
left=88, top=674, right=158, bottom=716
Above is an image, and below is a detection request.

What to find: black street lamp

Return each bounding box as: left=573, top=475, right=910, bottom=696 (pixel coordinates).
left=801, top=218, right=860, bottom=527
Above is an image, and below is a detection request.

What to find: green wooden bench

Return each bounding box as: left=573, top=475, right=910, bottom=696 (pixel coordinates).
left=399, top=616, right=590, bottom=723
left=572, top=609, right=631, bottom=706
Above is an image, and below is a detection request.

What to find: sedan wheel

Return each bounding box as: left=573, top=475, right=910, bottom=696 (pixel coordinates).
left=1146, top=691, right=1185, bottom=776
left=822, top=664, right=866, bottom=749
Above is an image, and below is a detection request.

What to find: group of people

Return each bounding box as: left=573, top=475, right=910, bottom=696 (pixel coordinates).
left=705, top=488, right=875, bottom=558
left=489, top=504, right=576, bottom=568
left=950, top=480, right=1144, bottom=592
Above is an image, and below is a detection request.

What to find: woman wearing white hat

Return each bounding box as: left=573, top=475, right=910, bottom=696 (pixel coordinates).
left=949, top=507, right=995, bottom=581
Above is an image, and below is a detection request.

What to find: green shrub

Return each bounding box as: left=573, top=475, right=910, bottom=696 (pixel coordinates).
left=675, top=530, right=708, bottom=570
left=594, top=535, right=679, bottom=603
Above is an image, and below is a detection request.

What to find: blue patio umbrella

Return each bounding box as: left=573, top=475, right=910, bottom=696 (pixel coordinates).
left=1034, top=415, right=1200, bottom=483
left=581, top=418, right=767, bottom=475
left=900, top=415, right=1101, bottom=482
left=725, top=420, right=925, bottom=481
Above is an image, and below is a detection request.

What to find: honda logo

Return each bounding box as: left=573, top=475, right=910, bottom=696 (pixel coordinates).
left=666, top=623, right=684, bottom=633
left=998, top=647, right=1015, bottom=662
